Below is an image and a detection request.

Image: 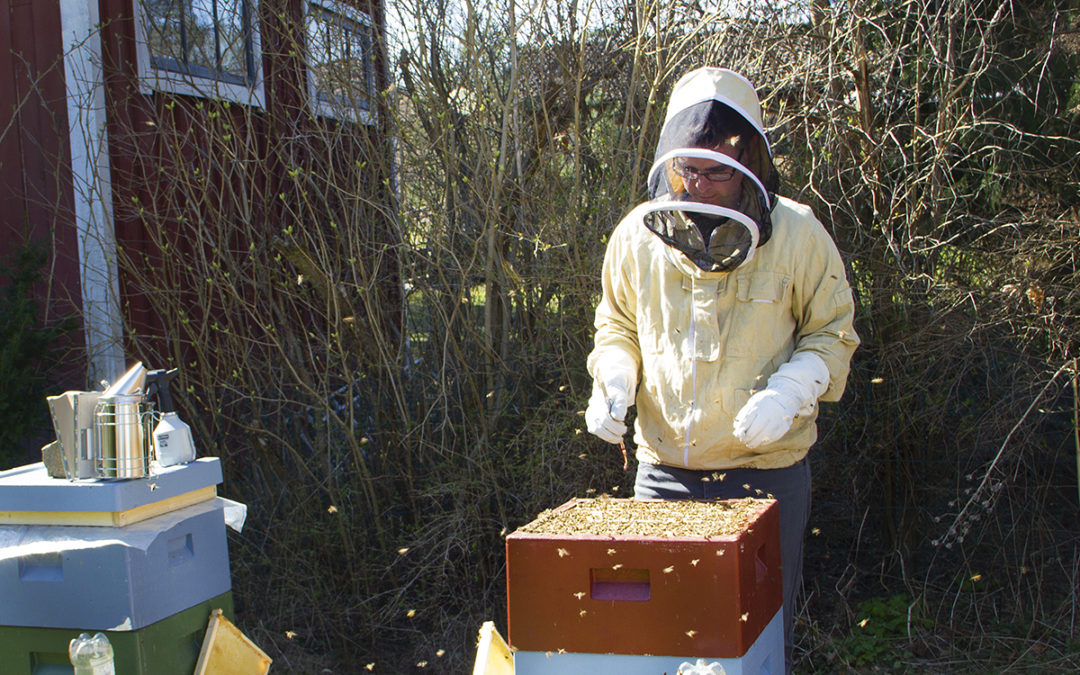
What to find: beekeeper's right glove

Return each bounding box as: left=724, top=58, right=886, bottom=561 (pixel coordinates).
left=585, top=364, right=637, bottom=445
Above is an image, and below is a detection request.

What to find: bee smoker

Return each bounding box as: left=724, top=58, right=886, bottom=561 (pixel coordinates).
left=93, top=392, right=153, bottom=479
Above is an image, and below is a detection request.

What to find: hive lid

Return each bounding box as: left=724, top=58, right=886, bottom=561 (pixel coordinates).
left=0, top=457, right=222, bottom=514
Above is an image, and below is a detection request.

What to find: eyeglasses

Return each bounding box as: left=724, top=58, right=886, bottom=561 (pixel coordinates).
left=671, top=149, right=744, bottom=183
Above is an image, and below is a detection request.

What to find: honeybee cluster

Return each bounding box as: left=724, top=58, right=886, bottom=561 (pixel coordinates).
left=518, top=496, right=769, bottom=538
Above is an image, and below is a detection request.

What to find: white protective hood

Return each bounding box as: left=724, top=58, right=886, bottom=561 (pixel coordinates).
left=641, top=67, right=780, bottom=272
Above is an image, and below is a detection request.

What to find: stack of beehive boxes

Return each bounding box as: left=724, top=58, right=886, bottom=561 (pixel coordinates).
left=505, top=497, right=785, bottom=674
left=0, top=458, right=235, bottom=674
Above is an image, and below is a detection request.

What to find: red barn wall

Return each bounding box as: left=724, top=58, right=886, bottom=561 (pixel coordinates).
left=0, top=0, right=86, bottom=382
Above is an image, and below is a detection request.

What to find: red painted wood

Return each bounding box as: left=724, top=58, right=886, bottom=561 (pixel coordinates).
left=0, top=0, right=24, bottom=235
left=506, top=499, right=783, bottom=658
left=0, top=0, right=84, bottom=351
left=19, top=0, right=82, bottom=328
left=8, top=0, right=61, bottom=241
left=0, top=0, right=86, bottom=450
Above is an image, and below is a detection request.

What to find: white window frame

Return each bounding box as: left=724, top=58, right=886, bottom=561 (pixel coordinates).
left=132, top=0, right=266, bottom=107
left=304, top=0, right=377, bottom=124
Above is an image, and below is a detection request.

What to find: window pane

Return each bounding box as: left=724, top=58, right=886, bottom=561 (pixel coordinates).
left=218, top=1, right=250, bottom=81
left=141, top=0, right=259, bottom=94
left=326, top=12, right=348, bottom=69
left=306, top=11, right=329, bottom=61
left=306, top=10, right=330, bottom=98
left=308, top=4, right=373, bottom=113
left=329, top=15, right=352, bottom=102
left=186, top=0, right=218, bottom=72
left=354, top=21, right=374, bottom=106
left=344, top=19, right=373, bottom=108
left=144, top=0, right=184, bottom=64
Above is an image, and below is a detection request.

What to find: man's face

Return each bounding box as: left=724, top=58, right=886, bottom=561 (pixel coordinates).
left=676, top=143, right=745, bottom=208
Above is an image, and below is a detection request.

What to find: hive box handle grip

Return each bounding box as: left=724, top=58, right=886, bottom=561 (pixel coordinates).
left=756, top=545, right=769, bottom=583
left=590, top=568, right=650, bottom=601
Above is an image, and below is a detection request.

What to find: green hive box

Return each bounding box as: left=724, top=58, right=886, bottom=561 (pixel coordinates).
left=0, top=591, right=233, bottom=675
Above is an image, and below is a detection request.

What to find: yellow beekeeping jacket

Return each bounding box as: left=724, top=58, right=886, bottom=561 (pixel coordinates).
left=588, top=196, right=860, bottom=470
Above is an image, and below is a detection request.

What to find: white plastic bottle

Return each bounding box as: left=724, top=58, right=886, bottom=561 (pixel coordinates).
left=69, top=632, right=116, bottom=675
left=153, top=411, right=196, bottom=466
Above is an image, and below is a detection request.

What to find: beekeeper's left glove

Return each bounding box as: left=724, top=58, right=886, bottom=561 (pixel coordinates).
left=733, top=351, right=830, bottom=449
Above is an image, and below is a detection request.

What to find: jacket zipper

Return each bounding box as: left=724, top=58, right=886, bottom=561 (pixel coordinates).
left=684, top=293, right=697, bottom=467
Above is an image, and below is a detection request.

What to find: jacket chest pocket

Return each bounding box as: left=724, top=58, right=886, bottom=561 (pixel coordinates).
left=724, top=272, right=793, bottom=357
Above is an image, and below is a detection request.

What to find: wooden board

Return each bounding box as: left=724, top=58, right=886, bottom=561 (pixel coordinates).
left=194, top=608, right=272, bottom=675
left=0, top=485, right=216, bottom=527
left=473, top=621, right=514, bottom=675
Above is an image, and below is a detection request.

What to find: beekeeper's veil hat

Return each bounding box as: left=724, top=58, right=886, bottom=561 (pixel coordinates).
left=641, top=67, right=780, bottom=272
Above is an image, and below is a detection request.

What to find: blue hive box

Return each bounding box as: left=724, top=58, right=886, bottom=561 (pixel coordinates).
left=0, top=498, right=232, bottom=631
left=512, top=608, right=783, bottom=674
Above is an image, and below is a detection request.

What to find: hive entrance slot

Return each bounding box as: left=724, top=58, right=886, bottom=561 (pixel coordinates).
left=756, top=543, right=769, bottom=583
left=590, top=567, right=650, bottom=601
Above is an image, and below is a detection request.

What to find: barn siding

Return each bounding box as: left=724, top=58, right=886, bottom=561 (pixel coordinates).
left=0, top=0, right=86, bottom=379
left=99, top=0, right=400, bottom=370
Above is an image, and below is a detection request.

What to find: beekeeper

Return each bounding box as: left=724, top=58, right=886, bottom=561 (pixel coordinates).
left=586, top=67, right=859, bottom=672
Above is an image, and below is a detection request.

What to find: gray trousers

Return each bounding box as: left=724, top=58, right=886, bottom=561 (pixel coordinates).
left=634, top=459, right=811, bottom=675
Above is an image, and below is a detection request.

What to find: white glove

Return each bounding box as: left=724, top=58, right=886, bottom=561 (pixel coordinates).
left=733, top=351, right=830, bottom=449
left=585, top=361, right=636, bottom=444
left=586, top=379, right=630, bottom=444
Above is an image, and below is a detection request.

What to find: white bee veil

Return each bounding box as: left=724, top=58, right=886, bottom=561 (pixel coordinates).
left=641, top=68, right=780, bottom=272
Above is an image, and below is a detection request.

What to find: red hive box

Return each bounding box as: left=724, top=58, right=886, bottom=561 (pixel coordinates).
left=506, top=498, right=782, bottom=658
